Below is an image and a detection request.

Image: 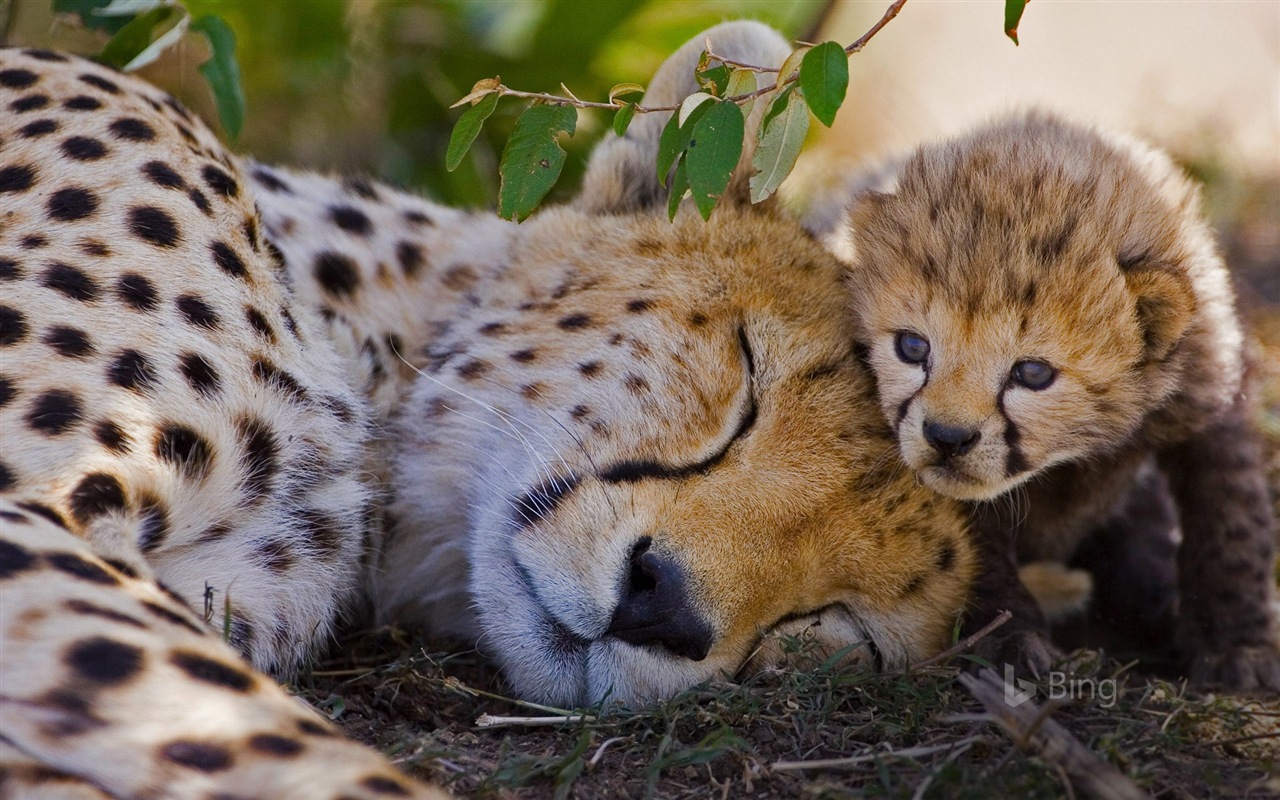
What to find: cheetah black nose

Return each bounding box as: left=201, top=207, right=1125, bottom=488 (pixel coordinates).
left=606, top=538, right=714, bottom=661
left=923, top=421, right=981, bottom=459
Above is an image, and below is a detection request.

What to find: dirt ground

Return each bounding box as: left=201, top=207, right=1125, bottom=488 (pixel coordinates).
left=303, top=173, right=1280, bottom=799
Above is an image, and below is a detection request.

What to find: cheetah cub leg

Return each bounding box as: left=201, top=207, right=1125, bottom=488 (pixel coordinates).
left=0, top=500, right=446, bottom=800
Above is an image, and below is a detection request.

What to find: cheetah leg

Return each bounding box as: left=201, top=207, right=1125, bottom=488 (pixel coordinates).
left=1159, top=396, right=1280, bottom=690
left=962, top=513, right=1056, bottom=679
left=0, top=500, right=446, bottom=800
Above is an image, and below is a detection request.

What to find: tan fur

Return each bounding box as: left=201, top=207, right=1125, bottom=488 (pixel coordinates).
left=0, top=24, right=977, bottom=795
left=827, top=111, right=1280, bottom=687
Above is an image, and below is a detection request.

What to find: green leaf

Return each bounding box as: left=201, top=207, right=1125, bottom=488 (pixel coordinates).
left=749, top=87, right=809, bottom=203
left=446, top=91, right=499, bottom=172
left=498, top=104, right=577, bottom=222
left=53, top=0, right=136, bottom=34
left=798, top=41, right=848, bottom=127
left=725, top=68, right=757, bottom=116
left=608, top=82, right=645, bottom=104
left=190, top=15, right=245, bottom=140
left=1004, top=0, right=1028, bottom=45
left=98, top=5, right=177, bottom=68
left=655, top=99, right=713, bottom=188
left=696, top=63, right=731, bottom=97
left=685, top=100, right=744, bottom=220
left=762, top=83, right=796, bottom=130
left=667, top=157, right=688, bottom=221
left=612, top=102, right=636, bottom=137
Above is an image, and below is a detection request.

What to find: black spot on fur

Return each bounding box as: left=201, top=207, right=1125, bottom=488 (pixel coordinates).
left=63, top=94, right=102, bottom=111
left=689, top=312, right=708, bottom=327
left=0, top=306, right=28, bottom=345
left=395, top=241, right=424, bottom=276
left=19, top=118, right=57, bottom=138
left=248, top=734, right=304, bottom=757
left=255, top=539, right=294, bottom=573
left=65, top=599, right=145, bottom=628
left=236, top=416, right=278, bottom=501
left=154, top=424, right=214, bottom=479
left=61, top=136, right=107, bottom=161
left=510, top=348, right=537, bottom=363
left=169, top=650, right=255, bottom=692
left=0, top=68, right=38, bottom=88
left=69, top=473, right=128, bottom=525
left=188, top=187, right=211, bottom=214
left=296, top=719, right=334, bottom=737
left=201, top=165, right=239, bottom=198
left=624, top=374, right=649, bottom=394
left=361, top=775, right=411, bottom=796
left=313, top=252, right=360, bottom=297
left=0, top=164, right=36, bottom=193
left=244, top=306, right=276, bottom=341
left=558, top=313, right=592, bottom=330
left=142, top=160, right=185, bottom=188
left=936, top=542, right=957, bottom=572
left=176, top=295, right=220, bottom=329
left=0, top=258, right=20, bottom=281
left=250, top=167, right=291, bottom=193
left=65, top=637, right=142, bottom=684
left=48, top=551, right=117, bottom=585
left=330, top=205, right=373, bottom=235
left=9, top=93, right=49, bottom=112
left=0, top=375, right=14, bottom=407
left=108, top=349, right=157, bottom=393
left=109, top=117, right=156, bottom=141
left=16, top=501, right=69, bottom=529
left=179, top=352, right=221, bottom=397
left=251, top=357, right=308, bottom=401
left=457, top=360, right=489, bottom=380
left=343, top=176, right=378, bottom=200
left=23, top=49, right=69, bottom=61
left=78, top=73, right=120, bottom=94
left=0, top=538, right=37, bottom=579
left=578, top=361, right=602, bottom=378
left=115, top=273, right=159, bottom=311
left=128, top=206, right=181, bottom=248
left=27, top=389, right=83, bottom=435
left=161, top=741, right=233, bottom=772
left=102, top=558, right=139, bottom=579
left=626, top=299, right=653, bottom=313
left=298, top=508, right=343, bottom=558
left=47, top=187, right=98, bottom=221
left=900, top=572, right=926, bottom=597
left=0, top=462, right=11, bottom=492
left=211, top=240, right=248, bottom=279
left=21, top=233, right=47, bottom=249
left=141, top=600, right=203, bottom=634
left=137, top=495, right=171, bottom=552
left=94, top=419, right=131, bottom=453
left=43, top=263, right=99, bottom=301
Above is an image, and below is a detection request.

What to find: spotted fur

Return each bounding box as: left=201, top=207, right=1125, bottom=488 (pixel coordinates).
left=1, top=25, right=976, bottom=795
left=821, top=111, right=1280, bottom=688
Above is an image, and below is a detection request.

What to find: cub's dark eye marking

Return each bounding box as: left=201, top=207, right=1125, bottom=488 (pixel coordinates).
left=1011, top=360, right=1056, bottom=390
left=895, top=331, right=930, bottom=365
left=510, top=474, right=581, bottom=529
left=602, top=328, right=756, bottom=483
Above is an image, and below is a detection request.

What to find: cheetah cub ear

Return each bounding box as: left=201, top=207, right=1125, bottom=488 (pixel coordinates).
left=575, top=20, right=790, bottom=215
left=1121, top=253, right=1197, bottom=365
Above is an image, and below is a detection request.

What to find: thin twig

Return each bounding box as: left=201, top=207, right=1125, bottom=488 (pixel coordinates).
left=474, top=713, right=588, bottom=729
left=469, top=0, right=909, bottom=115
left=772, top=736, right=986, bottom=772
left=440, top=676, right=576, bottom=716
left=588, top=736, right=629, bottom=766
left=906, top=610, right=1013, bottom=672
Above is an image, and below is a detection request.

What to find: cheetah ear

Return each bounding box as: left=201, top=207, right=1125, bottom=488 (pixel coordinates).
left=803, top=158, right=904, bottom=240
left=575, top=21, right=791, bottom=215
left=1124, top=266, right=1196, bottom=363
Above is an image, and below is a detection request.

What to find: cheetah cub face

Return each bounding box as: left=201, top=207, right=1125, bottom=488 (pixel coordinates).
left=840, top=113, right=1205, bottom=501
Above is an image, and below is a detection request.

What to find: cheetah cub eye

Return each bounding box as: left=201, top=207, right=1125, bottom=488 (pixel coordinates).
left=894, top=331, right=930, bottom=365
left=1010, top=360, right=1057, bottom=391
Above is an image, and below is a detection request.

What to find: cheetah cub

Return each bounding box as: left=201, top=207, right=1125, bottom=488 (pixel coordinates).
left=822, top=111, right=1280, bottom=689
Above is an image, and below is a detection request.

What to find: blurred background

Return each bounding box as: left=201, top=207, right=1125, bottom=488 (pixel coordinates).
left=4, top=0, right=1278, bottom=522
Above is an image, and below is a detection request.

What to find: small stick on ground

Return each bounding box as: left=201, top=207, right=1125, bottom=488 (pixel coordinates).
left=772, top=735, right=986, bottom=771
left=960, top=669, right=1149, bottom=800
left=906, top=609, right=1013, bottom=672
left=474, top=713, right=587, bottom=729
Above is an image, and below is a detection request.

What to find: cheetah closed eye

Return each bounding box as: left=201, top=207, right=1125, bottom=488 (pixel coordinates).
left=1, top=22, right=974, bottom=798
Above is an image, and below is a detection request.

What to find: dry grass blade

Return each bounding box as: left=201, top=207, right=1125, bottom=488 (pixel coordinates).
left=771, top=735, right=986, bottom=771
left=960, top=669, right=1149, bottom=800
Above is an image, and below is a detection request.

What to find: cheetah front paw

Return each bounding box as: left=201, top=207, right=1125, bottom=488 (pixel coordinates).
left=971, top=620, right=1057, bottom=680
left=1186, top=642, right=1280, bottom=691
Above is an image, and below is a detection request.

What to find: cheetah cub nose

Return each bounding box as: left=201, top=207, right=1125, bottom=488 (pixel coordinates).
left=607, top=537, right=715, bottom=661
left=923, top=421, right=982, bottom=459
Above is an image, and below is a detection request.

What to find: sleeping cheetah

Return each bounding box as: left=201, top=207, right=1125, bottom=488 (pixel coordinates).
left=0, top=23, right=976, bottom=796
left=819, top=111, right=1280, bottom=689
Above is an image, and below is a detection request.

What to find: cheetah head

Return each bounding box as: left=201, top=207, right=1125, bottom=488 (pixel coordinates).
left=834, top=111, right=1226, bottom=502
left=378, top=23, right=974, bottom=707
